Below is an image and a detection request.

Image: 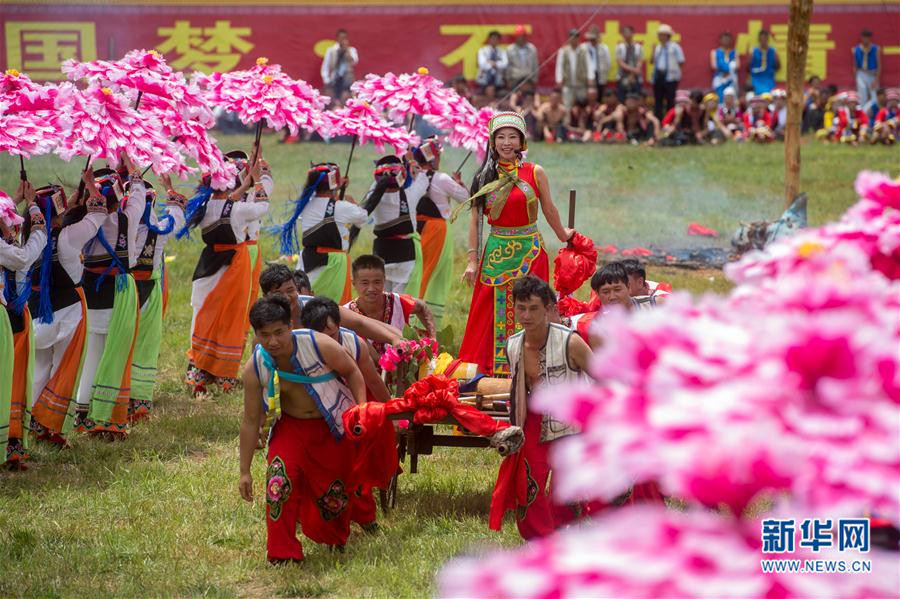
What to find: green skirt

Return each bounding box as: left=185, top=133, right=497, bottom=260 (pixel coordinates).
left=0, top=307, right=14, bottom=459
left=131, top=272, right=163, bottom=417
left=87, top=275, right=139, bottom=431
left=309, top=251, right=351, bottom=305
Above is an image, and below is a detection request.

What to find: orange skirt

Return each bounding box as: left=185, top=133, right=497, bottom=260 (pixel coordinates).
left=31, top=288, right=88, bottom=435
left=9, top=308, right=32, bottom=444
left=188, top=243, right=252, bottom=379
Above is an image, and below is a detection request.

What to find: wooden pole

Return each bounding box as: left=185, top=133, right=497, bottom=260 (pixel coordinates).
left=567, top=189, right=576, bottom=229
left=339, top=134, right=358, bottom=202
left=19, top=155, right=27, bottom=182
left=784, top=0, right=813, bottom=208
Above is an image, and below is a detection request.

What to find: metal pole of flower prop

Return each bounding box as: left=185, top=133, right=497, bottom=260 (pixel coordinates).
left=554, top=189, right=599, bottom=317
left=323, top=99, right=419, bottom=201
left=439, top=171, right=900, bottom=599
left=198, top=57, right=329, bottom=165
left=1, top=69, right=65, bottom=181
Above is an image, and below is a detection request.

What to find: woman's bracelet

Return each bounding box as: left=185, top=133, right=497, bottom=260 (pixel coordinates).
left=467, top=248, right=477, bottom=255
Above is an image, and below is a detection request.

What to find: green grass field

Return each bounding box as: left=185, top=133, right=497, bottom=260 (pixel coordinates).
left=0, top=139, right=896, bottom=597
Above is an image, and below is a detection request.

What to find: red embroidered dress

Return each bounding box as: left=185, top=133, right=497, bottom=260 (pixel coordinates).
left=458, top=161, right=548, bottom=375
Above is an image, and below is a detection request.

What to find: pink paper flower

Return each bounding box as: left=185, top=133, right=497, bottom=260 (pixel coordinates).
left=439, top=506, right=899, bottom=599
left=54, top=84, right=192, bottom=177
left=63, top=50, right=214, bottom=125
left=197, top=58, right=328, bottom=135
left=351, top=68, right=468, bottom=123
left=0, top=191, right=23, bottom=228
left=325, top=99, right=418, bottom=154
left=0, top=100, right=59, bottom=157
left=0, top=69, right=60, bottom=113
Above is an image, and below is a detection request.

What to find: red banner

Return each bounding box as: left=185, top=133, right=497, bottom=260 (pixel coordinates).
left=2, top=1, right=898, bottom=91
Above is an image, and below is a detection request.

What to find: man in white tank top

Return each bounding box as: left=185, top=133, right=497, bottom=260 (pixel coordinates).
left=238, top=295, right=367, bottom=563
left=492, top=276, right=594, bottom=540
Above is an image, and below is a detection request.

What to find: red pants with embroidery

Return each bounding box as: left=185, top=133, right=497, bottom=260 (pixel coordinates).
left=515, top=411, right=605, bottom=540
left=265, top=415, right=354, bottom=561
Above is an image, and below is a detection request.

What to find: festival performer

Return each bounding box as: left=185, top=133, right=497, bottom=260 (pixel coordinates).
left=490, top=276, right=593, bottom=539
left=457, top=111, right=574, bottom=376
left=238, top=295, right=367, bottom=562
left=872, top=88, right=899, bottom=144
left=300, top=297, right=395, bottom=533
left=259, top=263, right=404, bottom=347
left=411, top=138, right=469, bottom=322
left=835, top=91, right=871, bottom=145
left=129, top=174, right=186, bottom=419
left=364, top=155, right=429, bottom=295
left=232, top=149, right=272, bottom=327
left=276, top=163, right=366, bottom=304
left=743, top=94, right=775, bottom=143
left=621, top=258, right=671, bottom=305
left=183, top=156, right=269, bottom=397
left=1, top=184, right=47, bottom=466
left=28, top=176, right=107, bottom=445
left=345, top=254, right=436, bottom=351
left=72, top=160, right=146, bottom=436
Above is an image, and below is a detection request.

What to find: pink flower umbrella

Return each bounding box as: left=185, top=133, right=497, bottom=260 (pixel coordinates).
left=0, top=69, right=59, bottom=113
left=1, top=70, right=67, bottom=180
left=197, top=57, right=329, bottom=151
left=62, top=49, right=212, bottom=120
left=323, top=98, right=420, bottom=198
left=54, top=83, right=192, bottom=178
left=351, top=67, right=468, bottom=130
left=136, top=92, right=236, bottom=190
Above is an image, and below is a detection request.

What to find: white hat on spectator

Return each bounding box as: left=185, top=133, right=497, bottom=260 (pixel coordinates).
left=658, top=24, right=674, bottom=36
left=772, top=88, right=787, bottom=99
left=723, top=86, right=737, bottom=98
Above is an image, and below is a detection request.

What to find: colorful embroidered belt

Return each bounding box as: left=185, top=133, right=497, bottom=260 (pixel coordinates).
left=480, top=223, right=542, bottom=287
left=490, top=223, right=539, bottom=237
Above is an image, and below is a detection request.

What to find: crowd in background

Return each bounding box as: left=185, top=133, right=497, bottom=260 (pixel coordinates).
left=300, top=25, right=897, bottom=148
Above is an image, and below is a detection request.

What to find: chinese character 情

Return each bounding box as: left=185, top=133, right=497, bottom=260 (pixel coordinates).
left=799, top=519, right=833, bottom=552
left=4, top=21, right=97, bottom=80
left=838, top=519, right=870, bottom=553
left=762, top=518, right=795, bottom=553
left=156, top=20, right=254, bottom=73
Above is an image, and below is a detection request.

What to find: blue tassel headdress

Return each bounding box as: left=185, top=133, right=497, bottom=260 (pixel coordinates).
left=176, top=183, right=214, bottom=240
left=273, top=170, right=327, bottom=256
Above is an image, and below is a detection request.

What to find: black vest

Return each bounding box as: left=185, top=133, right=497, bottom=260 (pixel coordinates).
left=301, top=197, right=342, bottom=272
left=28, top=226, right=82, bottom=315
left=83, top=211, right=130, bottom=310
left=192, top=200, right=237, bottom=281
left=372, top=188, right=415, bottom=264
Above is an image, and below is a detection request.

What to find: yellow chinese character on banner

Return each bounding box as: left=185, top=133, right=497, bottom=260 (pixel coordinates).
left=5, top=21, right=96, bottom=80
left=770, top=23, right=834, bottom=80
left=632, top=21, right=682, bottom=81
left=156, top=20, right=254, bottom=73
left=439, top=24, right=527, bottom=80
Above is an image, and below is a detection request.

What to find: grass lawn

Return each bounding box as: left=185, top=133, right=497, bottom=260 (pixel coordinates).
left=0, top=139, right=896, bottom=597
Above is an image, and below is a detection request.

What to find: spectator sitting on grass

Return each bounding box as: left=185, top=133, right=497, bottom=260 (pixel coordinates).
left=717, top=86, right=745, bottom=141
left=660, top=89, right=704, bottom=146
left=866, top=87, right=886, bottom=124
left=701, top=92, right=729, bottom=145
left=510, top=88, right=541, bottom=140
left=621, top=92, right=660, bottom=146
left=744, top=93, right=775, bottom=143
left=872, top=88, right=898, bottom=145
left=772, top=89, right=788, bottom=140
left=595, top=87, right=626, bottom=143
left=538, top=90, right=569, bottom=142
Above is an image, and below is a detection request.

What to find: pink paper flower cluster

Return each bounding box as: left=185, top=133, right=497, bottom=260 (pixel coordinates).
left=55, top=84, right=191, bottom=177
left=0, top=98, right=59, bottom=157
left=326, top=99, right=419, bottom=154
left=1, top=69, right=59, bottom=113
left=440, top=506, right=899, bottom=599
left=438, top=172, right=899, bottom=598
left=0, top=191, right=23, bottom=228
left=378, top=337, right=439, bottom=373
left=63, top=49, right=212, bottom=123
left=438, top=105, right=494, bottom=158
left=198, top=58, right=328, bottom=136
left=351, top=68, right=468, bottom=123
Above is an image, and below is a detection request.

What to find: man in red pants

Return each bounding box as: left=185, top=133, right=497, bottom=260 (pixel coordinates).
left=491, top=276, right=594, bottom=539
left=300, top=296, right=396, bottom=533
left=238, top=295, right=368, bottom=563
